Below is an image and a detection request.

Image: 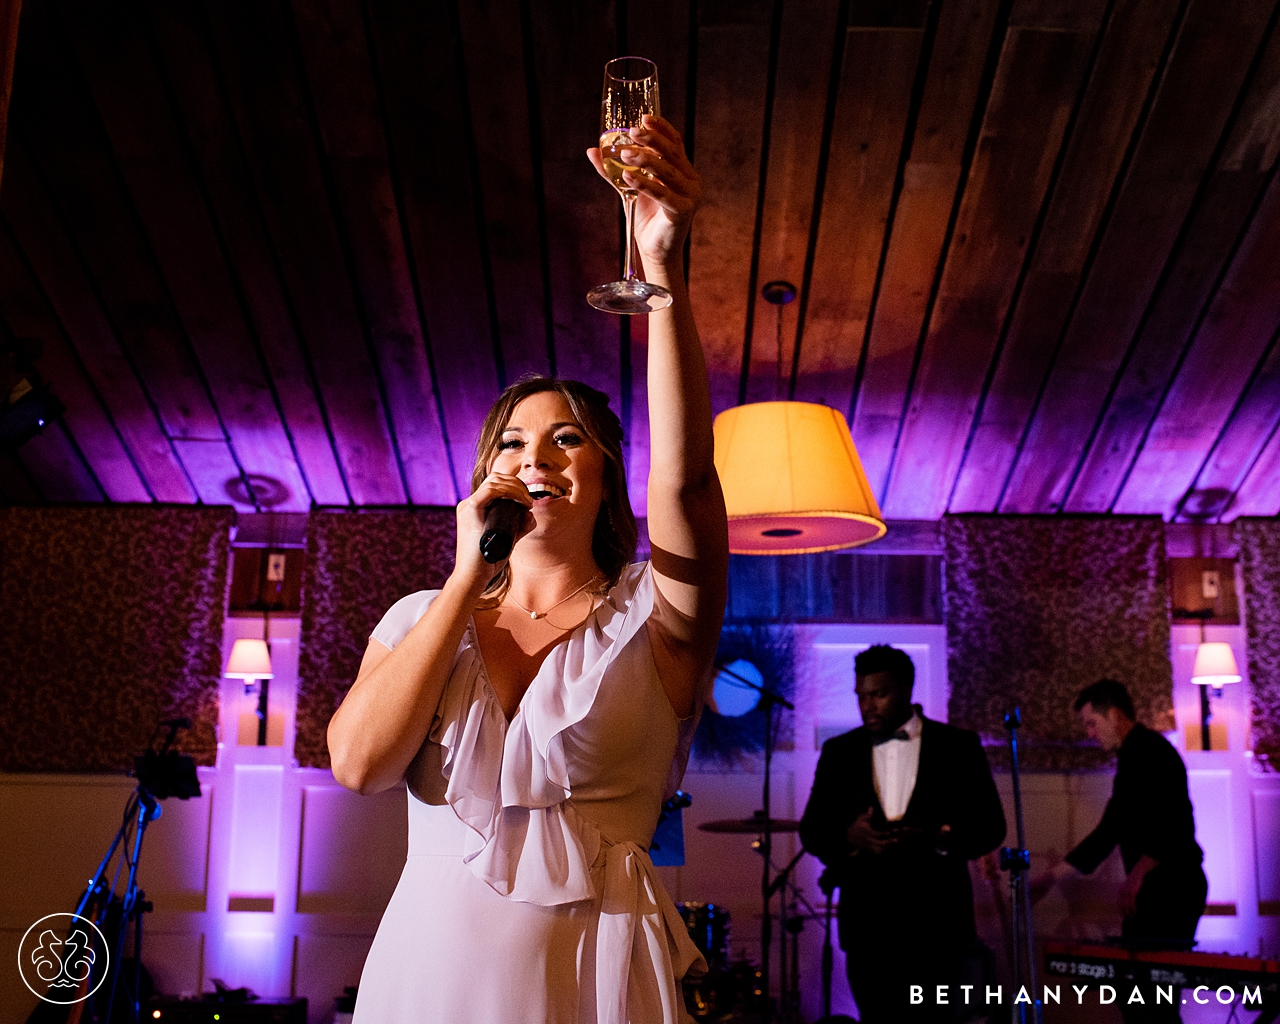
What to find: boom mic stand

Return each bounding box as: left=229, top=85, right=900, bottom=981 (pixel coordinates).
left=714, top=663, right=795, bottom=1024
left=999, top=709, right=1043, bottom=1024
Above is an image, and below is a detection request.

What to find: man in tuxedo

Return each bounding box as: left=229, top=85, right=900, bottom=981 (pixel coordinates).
left=800, top=645, right=1006, bottom=1022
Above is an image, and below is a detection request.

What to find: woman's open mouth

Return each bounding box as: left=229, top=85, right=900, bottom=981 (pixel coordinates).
left=525, top=483, right=566, bottom=503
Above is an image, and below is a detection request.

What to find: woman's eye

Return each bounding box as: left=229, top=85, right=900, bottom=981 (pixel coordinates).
left=555, top=433, right=583, bottom=446
left=497, top=438, right=523, bottom=451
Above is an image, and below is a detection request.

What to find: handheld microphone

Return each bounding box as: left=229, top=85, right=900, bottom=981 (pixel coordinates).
left=479, top=498, right=525, bottom=563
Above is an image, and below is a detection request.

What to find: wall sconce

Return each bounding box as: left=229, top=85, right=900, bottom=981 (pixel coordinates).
left=224, top=638, right=274, bottom=746
left=1191, top=641, right=1241, bottom=689
left=1176, top=607, right=1239, bottom=752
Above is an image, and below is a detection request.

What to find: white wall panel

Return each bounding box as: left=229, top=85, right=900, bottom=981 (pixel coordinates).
left=1254, top=790, right=1280, bottom=908
left=227, top=765, right=283, bottom=901
left=143, top=787, right=213, bottom=911
left=1189, top=769, right=1236, bottom=906
left=296, top=785, right=407, bottom=914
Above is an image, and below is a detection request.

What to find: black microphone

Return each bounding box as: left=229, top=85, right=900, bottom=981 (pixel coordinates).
left=480, top=498, right=525, bottom=563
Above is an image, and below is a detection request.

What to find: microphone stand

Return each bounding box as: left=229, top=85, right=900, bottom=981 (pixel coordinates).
left=766, top=847, right=807, bottom=1019
left=716, top=663, right=795, bottom=1024
left=817, top=869, right=837, bottom=1022
left=999, top=708, right=1043, bottom=1024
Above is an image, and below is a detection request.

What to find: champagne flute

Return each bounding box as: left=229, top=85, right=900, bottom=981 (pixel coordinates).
left=587, top=57, right=673, bottom=315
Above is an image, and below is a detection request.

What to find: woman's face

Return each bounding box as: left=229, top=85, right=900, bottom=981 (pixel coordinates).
left=487, top=391, right=607, bottom=543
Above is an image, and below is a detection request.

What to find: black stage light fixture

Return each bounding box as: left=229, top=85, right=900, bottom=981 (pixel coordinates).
left=1, top=338, right=65, bottom=449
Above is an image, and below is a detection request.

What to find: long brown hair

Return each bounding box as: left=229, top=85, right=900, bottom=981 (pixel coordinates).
left=472, top=376, right=638, bottom=603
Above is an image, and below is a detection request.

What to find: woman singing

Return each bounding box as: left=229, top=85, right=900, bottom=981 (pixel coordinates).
left=328, top=114, right=728, bottom=1023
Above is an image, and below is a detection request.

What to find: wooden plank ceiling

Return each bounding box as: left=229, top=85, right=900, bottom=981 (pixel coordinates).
left=2, top=0, right=1279, bottom=521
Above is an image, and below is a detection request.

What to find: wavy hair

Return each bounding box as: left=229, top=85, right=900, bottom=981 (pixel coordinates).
left=471, top=376, right=637, bottom=605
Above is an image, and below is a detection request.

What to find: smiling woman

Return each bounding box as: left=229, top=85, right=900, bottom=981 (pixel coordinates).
left=467, top=376, right=637, bottom=614
left=324, top=114, right=729, bottom=1024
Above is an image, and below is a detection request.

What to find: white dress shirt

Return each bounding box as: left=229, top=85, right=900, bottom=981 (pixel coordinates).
left=871, top=709, right=922, bottom=822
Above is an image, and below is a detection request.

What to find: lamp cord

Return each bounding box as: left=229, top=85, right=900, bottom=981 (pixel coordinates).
left=776, top=303, right=784, bottom=401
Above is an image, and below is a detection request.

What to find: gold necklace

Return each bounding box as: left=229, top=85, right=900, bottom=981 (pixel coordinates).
left=506, top=574, right=602, bottom=620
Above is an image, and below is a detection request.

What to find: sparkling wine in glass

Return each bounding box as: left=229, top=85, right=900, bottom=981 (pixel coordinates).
left=587, top=57, right=673, bottom=315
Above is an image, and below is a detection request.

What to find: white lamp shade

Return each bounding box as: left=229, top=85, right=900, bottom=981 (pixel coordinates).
left=225, top=638, right=274, bottom=679
left=1191, top=641, right=1240, bottom=686
left=712, top=401, right=886, bottom=554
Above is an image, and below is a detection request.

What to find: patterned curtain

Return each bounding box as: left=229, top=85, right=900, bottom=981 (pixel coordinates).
left=943, top=516, right=1172, bottom=771
left=1235, top=518, right=1280, bottom=772
left=296, top=510, right=456, bottom=769
left=0, top=506, right=231, bottom=771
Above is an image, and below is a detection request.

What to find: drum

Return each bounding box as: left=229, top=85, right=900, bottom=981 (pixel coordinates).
left=676, top=902, right=730, bottom=971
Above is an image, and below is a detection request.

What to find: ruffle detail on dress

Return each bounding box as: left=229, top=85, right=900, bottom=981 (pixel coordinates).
left=428, top=563, right=655, bottom=907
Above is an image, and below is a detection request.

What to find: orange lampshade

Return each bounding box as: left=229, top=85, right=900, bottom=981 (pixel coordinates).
left=712, top=401, right=886, bottom=554
left=1191, top=642, right=1240, bottom=687
left=224, top=638, right=274, bottom=679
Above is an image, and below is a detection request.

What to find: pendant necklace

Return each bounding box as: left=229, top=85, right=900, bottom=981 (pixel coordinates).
left=507, top=574, right=601, bottom=620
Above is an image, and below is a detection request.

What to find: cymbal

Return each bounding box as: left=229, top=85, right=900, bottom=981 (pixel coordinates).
left=699, top=817, right=802, bottom=834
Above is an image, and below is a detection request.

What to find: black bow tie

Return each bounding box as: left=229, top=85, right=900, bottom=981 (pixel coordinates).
left=871, top=729, right=911, bottom=746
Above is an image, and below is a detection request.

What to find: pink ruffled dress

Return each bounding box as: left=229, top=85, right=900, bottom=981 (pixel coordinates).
left=352, top=563, right=706, bottom=1023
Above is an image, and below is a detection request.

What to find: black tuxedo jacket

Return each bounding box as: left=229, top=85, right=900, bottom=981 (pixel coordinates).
left=799, top=717, right=1006, bottom=950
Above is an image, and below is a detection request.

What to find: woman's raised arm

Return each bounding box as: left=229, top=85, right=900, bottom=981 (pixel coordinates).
left=588, top=115, right=729, bottom=717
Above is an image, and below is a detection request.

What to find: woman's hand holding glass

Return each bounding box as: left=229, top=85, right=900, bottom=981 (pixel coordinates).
left=588, top=113, right=701, bottom=275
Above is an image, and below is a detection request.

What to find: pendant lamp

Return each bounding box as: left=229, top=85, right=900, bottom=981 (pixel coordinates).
left=712, top=281, right=886, bottom=555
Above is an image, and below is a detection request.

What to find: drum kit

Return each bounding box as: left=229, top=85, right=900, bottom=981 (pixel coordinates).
left=676, top=815, right=840, bottom=1023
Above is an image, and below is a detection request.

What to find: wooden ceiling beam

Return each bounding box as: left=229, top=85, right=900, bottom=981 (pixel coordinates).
left=17, top=422, right=104, bottom=501
left=948, top=0, right=1182, bottom=513
left=13, top=1, right=245, bottom=508
left=883, top=0, right=1108, bottom=520
left=1113, top=167, right=1280, bottom=517
left=687, top=0, right=773, bottom=414
left=16, top=5, right=224, bottom=450
left=739, top=0, right=840, bottom=405
left=1, top=142, right=197, bottom=503
left=291, top=0, right=465, bottom=505
left=60, top=0, right=315, bottom=512
left=794, top=4, right=926, bottom=413
left=144, top=0, right=350, bottom=508
left=0, top=217, right=150, bottom=501
left=846, top=0, right=1004, bottom=503
left=201, top=0, right=408, bottom=506
left=1226, top=385, right=1280, bottom=518
left=999, top=0, right=1276, bottom=513
left=456, top=0, right=553, bottom=387
left=1070, top=8, right=1280, bottom=514
left=1184, top=331, right=1280, bottom=521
